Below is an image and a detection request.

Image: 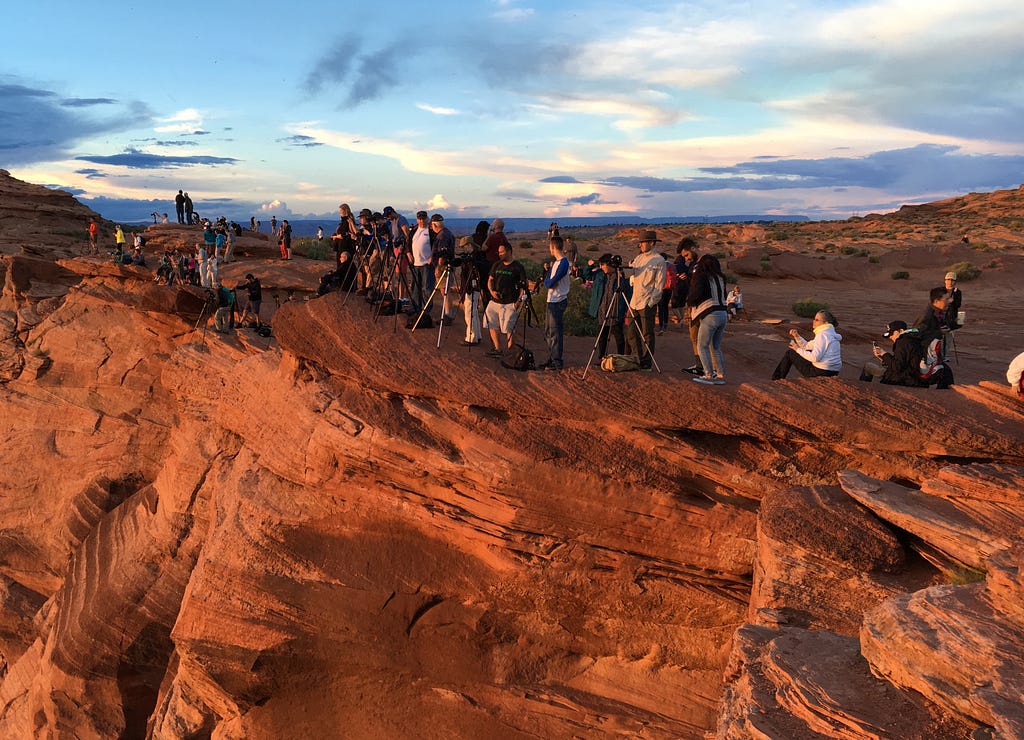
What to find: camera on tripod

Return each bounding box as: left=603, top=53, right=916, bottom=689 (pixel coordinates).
left=449, top=250, right=474, bottom=267
left=607, top=254, right=623, bottom=268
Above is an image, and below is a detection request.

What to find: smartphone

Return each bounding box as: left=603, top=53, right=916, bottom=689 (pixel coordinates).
left=872, top=341, right=880, bottom=350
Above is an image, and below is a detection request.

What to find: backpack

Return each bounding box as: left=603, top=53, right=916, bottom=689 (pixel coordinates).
left=919, top=337, right=945, bottom=381
left=601, top=354, right=641, bottom=373
left=664, top=263, right=678, bottom=291
left=501, top=344, right=535, bottom=371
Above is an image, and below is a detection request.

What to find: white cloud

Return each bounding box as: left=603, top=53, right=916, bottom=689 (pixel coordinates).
left=426, top=194, right=450, bottom=210
left=154, top=108, right=204, bottom=134
left=416, top=103, right=461, bottom=116
left=493, top=0, right=534, bottom=21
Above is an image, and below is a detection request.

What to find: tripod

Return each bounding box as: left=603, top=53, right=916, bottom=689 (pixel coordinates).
left=582, top=266, right=661, bottom=378
left=338, top=234, right=379, bottom=309
left=582, top=270, right=628, bottom=379
left=373, top=244, right=413, bottom=330
left=409, top=261, right=457, bottom=348
left=188, top=291, right=214, bottom=346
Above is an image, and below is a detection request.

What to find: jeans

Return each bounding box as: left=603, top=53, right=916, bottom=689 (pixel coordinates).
left=697, top=310, right=727, bottom=377
left=411, top=264, right=435, bottom=314
left=597, top=322, right=625, bottom=358
left=545, top=298, right=567, bottom=367
left=772, top=348, right=838, bottom=380
left=629, top=304, right=657, bottom=368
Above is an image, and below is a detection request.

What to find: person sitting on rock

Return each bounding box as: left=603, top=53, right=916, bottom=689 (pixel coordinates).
left=771, top=310, right=842, bottom=380
left=859, top=320, right=923, bottom=386
left=726, top=285, right=743, bottom=318
left=913, top=287, right=951, bottom=345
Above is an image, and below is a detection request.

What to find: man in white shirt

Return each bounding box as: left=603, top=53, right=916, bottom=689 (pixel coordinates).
left=408, top=210, right=434, bottom=327
left=628, top=230, right=667, bottom=370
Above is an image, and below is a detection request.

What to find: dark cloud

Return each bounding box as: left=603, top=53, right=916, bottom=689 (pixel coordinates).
left=304, top=35, right=418, bottom=108
left=74, top=168, right=107, bottom=179
left=0, top=78, right=151, bottom=165
left=156, top=140, right=199, bottom=147
left=75, top=148, right=238, bottom=169
left=61, top=97, right=117, bottom=107
left=565, top=193, right=603, bottom=206
left=277, top=134, right=324, bottom=148
left=192, top=130, right=210, bottom=135
left=604, top=145, right=1024, bottom=196
left=540, top=176, right=582, bottom=183
left=305, top=38, right=364, bottom=93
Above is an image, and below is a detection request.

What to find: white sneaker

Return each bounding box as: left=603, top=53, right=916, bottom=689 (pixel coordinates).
left=692, top=375, right=716, bottom=385
left=712, top=376, right=726, bottom=385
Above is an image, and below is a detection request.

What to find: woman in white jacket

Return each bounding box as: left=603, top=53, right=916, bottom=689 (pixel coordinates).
left=771, top=310, right=843, bottom=380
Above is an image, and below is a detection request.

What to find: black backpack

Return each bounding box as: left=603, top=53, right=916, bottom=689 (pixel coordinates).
left=501, top=344, right=535, bottom=371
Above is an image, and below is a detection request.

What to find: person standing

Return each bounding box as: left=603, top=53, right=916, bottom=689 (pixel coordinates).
left=87, top=218, right=99, bottom=254
left=482, top=218, right=511, bottom=309
left=484, top=243, right=526, bottom=356
left=583, top=254, right=629, bottom=358
left=237, top=273, right=263, bottom=327
left=183, top=192, right=194, bottom=225
left=270, top=216, right=277, bottom=235
left=627, top=230, right=667, bottom=371
left=456, top=235, right=483, bottom=346
left=175, top=190, right=186, bottom=224
left=564, top=234, right=579, bottom=276
left=408, top=211, right=435, bottom=327
left=114, top=224, right=126, bottom=255
left=943, top=271, right=963, bottom=328
left=250, top=216, right=256, bottom=232
left=280, top=219, right=292, bottom=260
left=687, top=254, right=729, bottom=384
left=675, top=237, right=702, bottom=374
left=536, top=235, right=571, bottom=371
left=316, top=226, right=324, bottom=242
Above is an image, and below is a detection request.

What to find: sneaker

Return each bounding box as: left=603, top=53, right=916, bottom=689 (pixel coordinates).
left=441, top=316, right=454, bottom=326
left=681, top=365, right=703, bottom=375
left=712, top=376, right=726, bottom=385
left=692, top=375, right=717, bottom=385
left=485, top=348, right=502, bottom=357
left=460, top=340, right=480, bottom=347
left=543, top=363, right=562, bottom=371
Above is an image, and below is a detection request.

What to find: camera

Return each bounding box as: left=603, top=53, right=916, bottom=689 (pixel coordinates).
left=608, top=255, right=622, bottom=268
left=449, top=251, right=474, bottom=267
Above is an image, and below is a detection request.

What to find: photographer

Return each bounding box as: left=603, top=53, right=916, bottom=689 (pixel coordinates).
left=484, top=243, right=526, bottom=357
left=627, top=230, right=667, bottom=371
left=533, top=235, right=571, bottom=371
left=583, top=253, right=630, bottom=358
left=430, top=214, right=457, bottom=326
left=408, top=211, right=434, bottom=327
left=236, top=273, right=263, bottom=327
left=456, top=235, right=484, bottom=346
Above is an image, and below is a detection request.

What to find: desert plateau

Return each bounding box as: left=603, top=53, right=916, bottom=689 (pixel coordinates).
left=1, top=169, right=1023, bottom=739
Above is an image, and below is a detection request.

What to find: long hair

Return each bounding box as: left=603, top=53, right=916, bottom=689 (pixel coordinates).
left=696, top=253, right=723, bottom=278
left=473, top=220, right=490, bottom=247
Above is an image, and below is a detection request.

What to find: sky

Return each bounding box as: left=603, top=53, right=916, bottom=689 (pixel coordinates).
left=3, top=0, right=1023, bottom=223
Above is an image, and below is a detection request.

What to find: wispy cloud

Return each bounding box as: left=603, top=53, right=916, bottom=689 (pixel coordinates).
left=154, top=108, right=204, bottom=134
left=75, top=148, right=238, bottom=169
left=416, top=103, right=461, bottom=116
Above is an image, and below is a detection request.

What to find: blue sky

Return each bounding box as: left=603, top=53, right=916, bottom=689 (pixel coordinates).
left=3, top=0, right=1023, bottom=222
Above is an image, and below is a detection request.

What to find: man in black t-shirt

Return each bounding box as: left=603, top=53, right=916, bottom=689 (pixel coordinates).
left=483, top=243, right=526, bottom=356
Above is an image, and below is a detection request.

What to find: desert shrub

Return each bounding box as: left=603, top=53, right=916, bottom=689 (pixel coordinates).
left=792, top=298, right=829, bottom=318
left=759, top=255, right=771, bottom=272
left=948, top=565, right=985, bottom=585
left=858, top=249, right=870, bottom=257
left=519, top=240, right=533, bottom=251
left=722, top=272, right=739, bottom=284
left=294, top=237, right=331, bottom=260
left=945, top=261, right=981, bottom=282
left=891, top=271, right=910, bottom=280
left=528, top=279, right=597, bottom=336
left=868, top=255, right=880, bottom=264
left=840, top=245, right=859, bottom=255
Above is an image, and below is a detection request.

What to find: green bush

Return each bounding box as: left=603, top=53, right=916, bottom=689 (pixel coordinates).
left=759, top=255, right=771, bottom=272
left=868, top=255, right=880, bottom=264
left=891, top=271, right=910, bottom=280
left=294, top=237, right=331, bottom=260
left=519, top=240, right=533, bottom=251
left=945, top=261, right=982, bottom=282
left=840, top=245, right=859, bottom=255
left=792, top=298, right=829, bottom=318
left=528, top=279, right=598, bottom=337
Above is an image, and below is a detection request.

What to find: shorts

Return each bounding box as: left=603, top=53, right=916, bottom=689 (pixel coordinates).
left=483, top=301, right=519, bottom=334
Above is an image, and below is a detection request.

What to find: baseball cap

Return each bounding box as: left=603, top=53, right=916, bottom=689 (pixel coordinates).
left=883, top=320, right=908, bottom=337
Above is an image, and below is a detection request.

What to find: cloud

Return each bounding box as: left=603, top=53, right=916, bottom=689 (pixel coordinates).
left=0, top=79, right=150, bottom=165
left=565, top=193, right=602, bottom=206
left=74, top=168, right=107, bottom=179
left=276, top=134, right=324, bottom=148
left=75, top=148, right=239, bottom=169
left=258, top=200, right=291, bottom=216
left=61, top=97, right=117, bottom=107
left=156, top=140, right=198, bottom=147
left=416, top=103, right=461, bottom=116
left=493, top=0, right=535, bottom=21
left=540, top=176, right=582, bottom=184
left=304, top=38, right=363, bottom=93
left=154, top=108, right=204, bottom=134
left=304, top=38, right=410, bottom=108
left=602, top=144, right=1024, bottom=196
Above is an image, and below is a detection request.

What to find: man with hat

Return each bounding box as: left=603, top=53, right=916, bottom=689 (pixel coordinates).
left=627, top=230, right=667, bottom=370
left=860, top=320, right=924, bottom=385
left=943, top=271, right=963, bottom=328
left=430, top=214, right=457, bottom=326
left=408, top=210, right=434, bottom=327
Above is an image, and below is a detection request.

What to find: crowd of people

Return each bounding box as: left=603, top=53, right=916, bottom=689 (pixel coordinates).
left=86, top=196, right=1021, bottom=395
